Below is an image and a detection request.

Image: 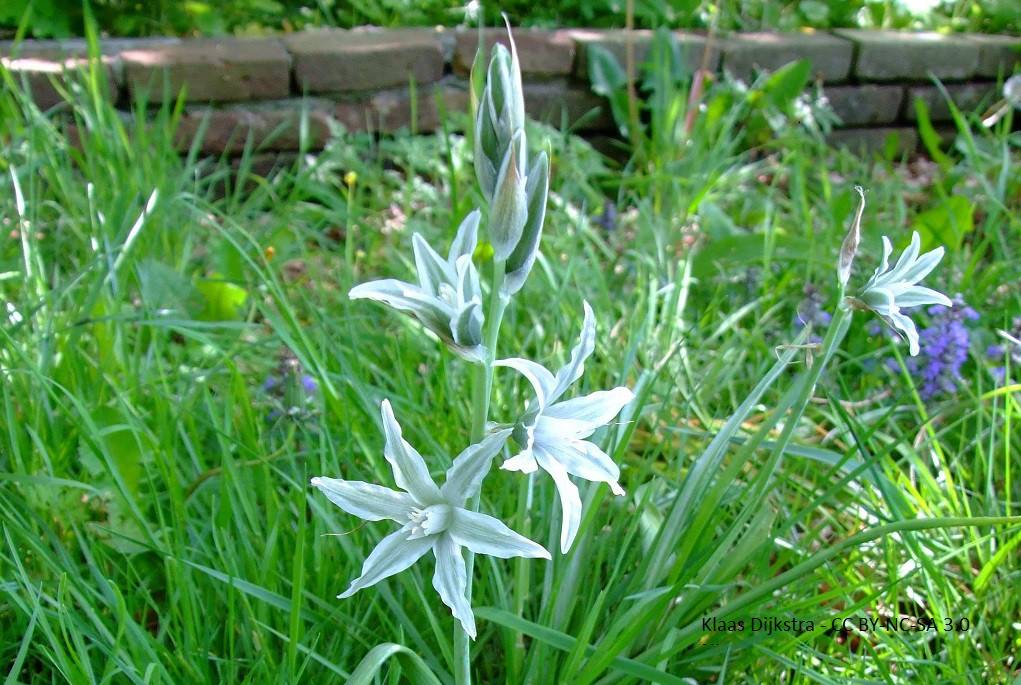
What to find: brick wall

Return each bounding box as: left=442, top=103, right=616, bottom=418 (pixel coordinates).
left=3, top=28, right=1019, bottom=158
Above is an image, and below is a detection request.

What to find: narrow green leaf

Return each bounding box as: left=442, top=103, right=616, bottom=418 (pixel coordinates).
left=346, top=643, right=444, bottom=685
left=476, top=607, right=690, bottom=685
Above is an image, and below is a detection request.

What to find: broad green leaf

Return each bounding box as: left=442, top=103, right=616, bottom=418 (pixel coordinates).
left=89, top=407, right=146, bottom=495
left=196, top=276, right=248, bottom=321
left=912, top=196, right=974, bottom=252
left=762, top=59, right=812, bottom=111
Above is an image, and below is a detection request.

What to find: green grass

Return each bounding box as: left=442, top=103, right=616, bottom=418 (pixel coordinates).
left=1, top=54, right=1020, bottom=684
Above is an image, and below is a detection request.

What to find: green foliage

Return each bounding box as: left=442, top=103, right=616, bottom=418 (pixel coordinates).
left=3, top=0, right=1019, bottom=39
left=912, top=195, right=974, bottom=252
left=1, top=31, right=1020, bottom=685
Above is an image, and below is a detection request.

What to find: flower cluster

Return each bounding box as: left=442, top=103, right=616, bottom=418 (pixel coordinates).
left=901, top=298, right=978, bottom=400
left=311, top=28, right=632, bottom=640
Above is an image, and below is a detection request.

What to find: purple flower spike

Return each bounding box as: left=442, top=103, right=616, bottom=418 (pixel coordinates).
left=903, top=297, right=976, bottom=400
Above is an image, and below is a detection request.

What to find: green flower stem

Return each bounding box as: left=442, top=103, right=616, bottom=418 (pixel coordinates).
left=455, top=257, right=508, bottom=685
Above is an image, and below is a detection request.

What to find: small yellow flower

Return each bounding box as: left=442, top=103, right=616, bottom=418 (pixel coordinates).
left=344, top=171, right=358, bottom=187
left=264, top=245, right=276, bottom=261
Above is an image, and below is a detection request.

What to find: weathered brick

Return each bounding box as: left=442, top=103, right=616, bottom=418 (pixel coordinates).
left=334, top=84, right=470, bottom=133
left=569, top=29, right=720, bottom=80
left=723, top=31, right=854, bottom=83
left=286, top=29, right=444, bottom=94
left=825, top=84, right=904, bottom=125
left=175, top=99, right=335, bottom=154
left=0, top=36, right=180, bottom=60
left=967, top=34, right=1021, bottom=78
left=453, top=29, right=575, bottom=77
left=120, top=37, right=290, bottom=103
left=836, top=29, right=980, bottom=81
left=904, top=82, right=997, bottom=122
left=0, top=39, right=125, bottom=108
left=828, top=126, right=918, bottom=156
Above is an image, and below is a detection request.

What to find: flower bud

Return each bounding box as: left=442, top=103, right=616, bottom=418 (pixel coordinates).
left=837, top=186, right=865, bottom=289
left=474, top=84, right=501, bottom=201
left=488, top=131, right=528, bottom=261
left=487, top=43, right=525, bottom=140
left=474, top=37, right=526, bottom=202
left=504, top=150, right=549, bottom=294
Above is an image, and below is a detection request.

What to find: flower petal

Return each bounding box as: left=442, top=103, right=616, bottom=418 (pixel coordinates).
left=494, top=357, right=556, bottom=408
left=861, top=285, right=896, bottom=314
left=895, top=285, right=953, bottom=309
left=380, top=400, right=442, bottom=504
left=550, top=301, right=596, bottom=403
left=432, top=535, right=476, bottom=638
left=884, top=231, right=922, bottom=284
left=349, top=279, right=452, bottom=334
left=541, top=387, right=634, bottom=438
left=310, top=477, right=415, bottom=522
left=502, top=449, right=539, bottom=474
left=412, top=234, right=454, bottom=297
left=889, top=309, right=921, bottom=356
left=534, top=441, right=624, bottom=496
left=448, top=210, right=481, bottom=265
left=867, top=235, right=895, bottom=287
left=533, top=450, right=582, bottom=554
left=448, top=509, right=550, bottom=559
left=453, top=255, right=482, bottom=308
left=441, top=428, right=512, bottom=503
left=452, top=300, right=484, bottom=348
left=897, top=245, right=944, bottom=285
left=338, top=527, right=433, bottom=598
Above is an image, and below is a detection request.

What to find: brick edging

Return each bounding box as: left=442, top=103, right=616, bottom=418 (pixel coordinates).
left=3, top=28, right=1019, bottom=155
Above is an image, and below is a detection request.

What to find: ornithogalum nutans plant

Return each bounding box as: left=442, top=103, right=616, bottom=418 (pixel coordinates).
left=312, top=22, right=633, bottom=685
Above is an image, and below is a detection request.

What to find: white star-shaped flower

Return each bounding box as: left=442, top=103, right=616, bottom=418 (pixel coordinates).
left=349, top=211, right=487, bottom=362
left=311, top=400, right=549, bottom=638
left=495, top=302, right=634, bottom=553
left=858, top=231, right=951, bottom=356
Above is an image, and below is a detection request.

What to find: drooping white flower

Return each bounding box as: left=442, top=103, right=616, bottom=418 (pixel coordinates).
left=857, top=231, right=952, bottom=356
left=349, top=211, right=487, bottom=362
left=311, top=400, right=549, bottom=638
left=495, top=302, right=634, bottom=553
